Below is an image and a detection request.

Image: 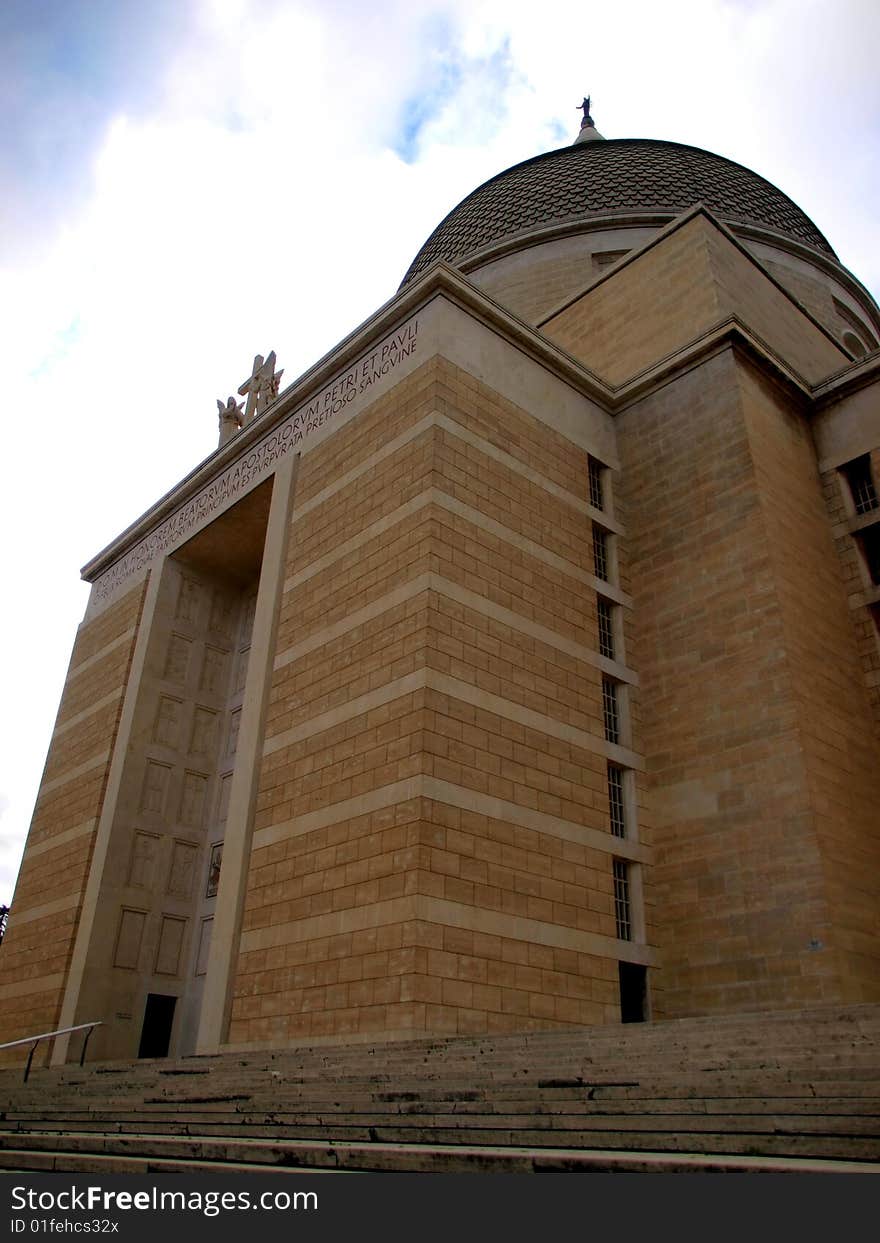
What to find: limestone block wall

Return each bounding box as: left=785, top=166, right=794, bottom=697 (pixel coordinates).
left=609, top=347, right=880, bottom=1016
left=615, top=350, right=822, bottom=1013
left=541, top=215, right=849, bottom=391
left=701, top=229, right=847, bottom=383
left=227, top=353, right=650, bottom=1048
left=541, top=216, right=721, bottom=386
left=467, top=227, right=657, bottom=326
left=0, top=581, right=146, bottom=1063
left=738, top=363, right=880, bottom=1002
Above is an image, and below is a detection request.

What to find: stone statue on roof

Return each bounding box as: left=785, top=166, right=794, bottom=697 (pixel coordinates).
left=217, top=396, right=245, bottom=447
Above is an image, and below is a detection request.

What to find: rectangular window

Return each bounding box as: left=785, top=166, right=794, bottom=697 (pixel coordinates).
left=588, top=456, right=604, bottom=510
left=602, top=677, right=620, bottom=744
left=593, top=525, right=609, bottom=581
left=843, top=455, right=878, bottom=516
left=597, top=597, right=615, bottom=659
left=608, top=764, right=626, bottom=838
left=613, top=860, right=632, bottom=941
left=861, top=527, right=880, bottom=585
left=593, top=249, right=628, bottom=272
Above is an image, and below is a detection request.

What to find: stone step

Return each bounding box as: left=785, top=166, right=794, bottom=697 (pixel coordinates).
left=2, top=1004, right=877, bottom=1172
left=9, top=1051, right=878, bottom=1093
left=12, top=1048, right=880, bottom=1081
left=5, top=1003, right=876, bottom=1078
left=4, top=1112, right=879, bottom=1154
left=6, top=1093, right=879, bottom=1123
left=9, top=1069, right=880, bottom=1109
left=0, top=1132, right=879, bottom=1175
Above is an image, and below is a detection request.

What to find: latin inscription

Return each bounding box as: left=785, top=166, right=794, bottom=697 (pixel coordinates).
left=92, top=317, right=419, bottom=607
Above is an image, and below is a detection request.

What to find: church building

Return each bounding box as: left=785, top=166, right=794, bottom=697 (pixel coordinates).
left=2, top=105, right=879, bottom=1064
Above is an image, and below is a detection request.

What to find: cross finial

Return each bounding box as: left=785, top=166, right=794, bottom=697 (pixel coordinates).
left=237, top=351, right=284, bottom=422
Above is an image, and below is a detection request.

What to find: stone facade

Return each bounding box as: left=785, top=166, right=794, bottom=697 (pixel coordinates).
left=0, top=582, right=147, bottom=1056
left=2, top=132, right=879, bottom=1064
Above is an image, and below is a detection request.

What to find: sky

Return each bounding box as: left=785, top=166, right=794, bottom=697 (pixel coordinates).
left=1, top=0, right=878, bottom=905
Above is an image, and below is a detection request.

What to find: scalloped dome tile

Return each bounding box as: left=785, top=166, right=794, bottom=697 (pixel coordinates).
left=401, top=139, right=834, bottom=286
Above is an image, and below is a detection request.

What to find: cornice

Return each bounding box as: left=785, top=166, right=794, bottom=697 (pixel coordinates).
left=810, top=349, right=880, bottom=409
left=81, top=249, right=872, bottom=586
left=80, top=263, right=614, bottom=583
left=610, top=314, right=814, bottom=412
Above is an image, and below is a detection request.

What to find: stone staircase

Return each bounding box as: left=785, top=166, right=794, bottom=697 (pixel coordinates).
left=1, top=1004, right=879, bottom=1174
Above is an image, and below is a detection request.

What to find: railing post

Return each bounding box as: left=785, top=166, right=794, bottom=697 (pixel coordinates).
left=0, top=1021, right=103, bottom=1082
left=24, top=1039, right=39, bottom=1084
left=79, top=1024, right=96, bottom=1068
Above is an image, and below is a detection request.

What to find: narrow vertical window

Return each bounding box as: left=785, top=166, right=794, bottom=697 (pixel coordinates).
left=602, top=677, right=620, bottom=744
left=597, top=597, right=615, bottom=659
left=608, top=764, right=625, bottom=838
left=593, top=525, right=609, bottom=582
left=860, top=527, right=880, bottom=585
left=588, top=456, right=604, bottom=511
left=843, top=455, right=878, bottom=515
left=613, top=860, right=632, bottom=941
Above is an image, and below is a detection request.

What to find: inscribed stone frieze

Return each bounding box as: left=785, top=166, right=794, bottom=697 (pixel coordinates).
left=90, top=317, right=420, bottom=610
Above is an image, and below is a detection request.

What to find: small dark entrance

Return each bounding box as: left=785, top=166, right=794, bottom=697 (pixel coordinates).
left=138, top=993, right=177, bottom=1058
left=619, top=962, right=647, bottom=1023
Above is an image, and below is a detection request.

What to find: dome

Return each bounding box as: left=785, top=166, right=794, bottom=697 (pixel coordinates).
left=400, top=138, right=836, bottom=287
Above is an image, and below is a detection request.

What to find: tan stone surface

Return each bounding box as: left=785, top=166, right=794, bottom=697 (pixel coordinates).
left=0, top=581, right=147, bottom=1063
left=469, top=228, right=655, bottom=325
left=608, top=343, right=880, bottom=1016
left=739, top=365, right=880, bottom=998
left=11, top=218, right=877, bottom=1061
left=542, top=213, right=847, bottom=388
left=225, top=354, right=639, bottom=1045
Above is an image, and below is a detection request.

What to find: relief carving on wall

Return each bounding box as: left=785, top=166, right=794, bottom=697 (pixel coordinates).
left=179, top=771, right=208, bottom=828
left=153, top=696, right=182, bottom=748
left=128, top=833, right=160, bottom=888
left=113, top=908, right=146, bottom=970
left=167, top=840, right=197, bottom=898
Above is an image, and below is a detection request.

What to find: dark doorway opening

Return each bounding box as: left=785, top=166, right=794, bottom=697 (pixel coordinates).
left=138, top=993, right=177, bottom=1058
left=619, top=962, right=647, bottom=1023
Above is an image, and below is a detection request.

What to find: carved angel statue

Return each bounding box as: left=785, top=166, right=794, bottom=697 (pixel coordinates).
left=217, top=395, right=245, bottom=447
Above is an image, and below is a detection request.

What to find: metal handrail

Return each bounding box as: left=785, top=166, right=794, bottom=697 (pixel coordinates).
left=0, top=1021, right=102, bottom=1082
